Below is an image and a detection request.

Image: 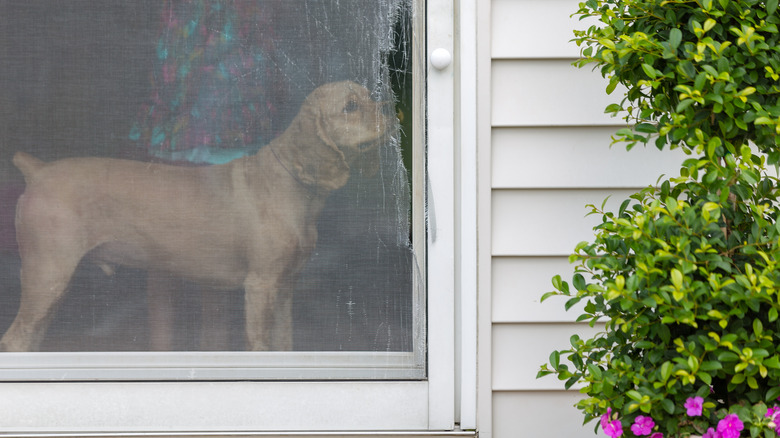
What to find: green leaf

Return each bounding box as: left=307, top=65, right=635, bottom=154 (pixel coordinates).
left=641, top=297, right=658, bottom=307
left=694, top=72, right=707, bottom=91
left=742, top=169, right=759, bottom=185
left=677, top=60, right=697, bottom=79
left=767, top=386, right=780, bottom=401
left=661, top=398, right=676, bottom=414
left=599, top=38, right=616, bottom=50
left=707, top=137, right=722, bottom=158
left=703, top=18, right=717, bottom=33
left=627, top=390, right=643, bottom=402
left=604, top=103, right=622, bottom=114
left=718, top=352, right=740, bottom=362
left=671, top=268, right=683, bottom=290
left=541, top=291, right=558, bottom=302
left=572, top=273, right=587, bottom=291
left=768, top=0, right=779, bottom=16
left=536, top=369, right=553, bottom=379
left=764, top=356, right=780, bottom=369
left=701, top=361, right=723, bottom=371
left=587, top=363, right=602, bottom=380
left=642, top=63, right=657, bottom=79
left=669, top=28, right=682, bottom=49
left=606, top=76, right=619, bottom=94
left=676, top=99, right=696, bottom=113
left=635, top=123, right=657, bottom=134
left=636, top=341, right=655, bottom=349
left=661, top=361, right=673, bottom=381
left=550, top=351, right=561, bottom=369
left=753, top=319, right=763, bottom=337
left=565, top=297, right=583, bottom=311
left=702, top=202, right=720, bottom=222
left=702, top=65, right=719, bottom=77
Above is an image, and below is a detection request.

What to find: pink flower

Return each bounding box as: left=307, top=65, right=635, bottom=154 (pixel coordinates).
left=603, top=419, right=623, bottom=437
left=600, top=408, right=623, bottom=438
left=631, top=415, right=655, bottom=436
left=684, top=396, right=704, bottom=416
left=702, top=427, right=720, bottom=438
left=601, top=407, right=613, bottom=429
left=649, top=433, right=663, bottom=438
left=717, top=414, right=743, bottom=438
left=768, top=407, right=780, bottom=434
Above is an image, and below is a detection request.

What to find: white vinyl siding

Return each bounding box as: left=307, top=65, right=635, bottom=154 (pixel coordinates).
left=491, top=60, right=623, bottom=127
left=492, top=391, right=599, bottom=437
left=485, top=0, right=683, bottom=436
left=492, top=127, right=687, bottom=189
left=492, top=189, right=635, bottom=256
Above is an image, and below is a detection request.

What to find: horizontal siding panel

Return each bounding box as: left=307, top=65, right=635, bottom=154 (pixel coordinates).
left=492, top=257, right=583, bottom=323
left=492, top=0, right=593, bottom=59
left=492, top=60, right=625, bottom=127
left=493, top=391, right=599, bottom=437
left=493, top=127, right=686, bottom=189
left=493, top=323, right=602, bottom=391
left=492, top=189, right=635, bottom=256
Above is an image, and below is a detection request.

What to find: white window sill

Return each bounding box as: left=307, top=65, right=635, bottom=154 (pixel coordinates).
left=0, top=381, right=438, bottom=433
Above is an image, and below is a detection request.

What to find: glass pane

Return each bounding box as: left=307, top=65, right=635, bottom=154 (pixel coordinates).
left=0, top=0, right=419, bottom=368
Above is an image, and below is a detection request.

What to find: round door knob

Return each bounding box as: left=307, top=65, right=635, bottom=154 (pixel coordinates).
left=430, top=48, right=452, bottom=70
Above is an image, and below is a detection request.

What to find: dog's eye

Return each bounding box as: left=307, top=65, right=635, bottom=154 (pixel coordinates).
left=343, top=100, right=359, bottom=113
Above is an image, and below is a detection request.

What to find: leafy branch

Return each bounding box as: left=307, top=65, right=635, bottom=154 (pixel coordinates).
left=538, top=1, right=780, bottom=437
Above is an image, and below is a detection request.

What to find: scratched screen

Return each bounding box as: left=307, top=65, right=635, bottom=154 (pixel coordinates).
left=0, top=1, right=417, bottom=355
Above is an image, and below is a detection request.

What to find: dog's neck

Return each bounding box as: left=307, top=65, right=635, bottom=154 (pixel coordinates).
left=240, top=143, right=342, bottom=211
left=260, top=116, right=351, bottom=196
left=267, top=144, right=321, bottom=198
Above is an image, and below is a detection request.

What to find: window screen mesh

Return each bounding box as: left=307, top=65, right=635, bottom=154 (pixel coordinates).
left=0, top=1, right=416, bottom=354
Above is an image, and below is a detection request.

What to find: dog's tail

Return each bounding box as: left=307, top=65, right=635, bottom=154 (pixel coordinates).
left=12, top=152, right=45, bottom=182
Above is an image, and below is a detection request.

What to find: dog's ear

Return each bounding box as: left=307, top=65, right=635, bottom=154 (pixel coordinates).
left=314, top=108, right=346, bottom=160
left=291, top=105, right=351, bottom=192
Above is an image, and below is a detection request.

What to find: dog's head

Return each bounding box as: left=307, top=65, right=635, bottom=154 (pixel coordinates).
left=287, top=81, right=392, bottom=191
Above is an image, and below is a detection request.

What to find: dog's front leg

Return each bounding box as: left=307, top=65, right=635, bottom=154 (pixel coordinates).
left=269, top=289, right=293, bottom=350
left=243, top=272, right=293, bottom=351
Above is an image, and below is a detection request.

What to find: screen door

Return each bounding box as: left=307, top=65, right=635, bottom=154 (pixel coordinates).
left=0, top=0, right=422, bottom=380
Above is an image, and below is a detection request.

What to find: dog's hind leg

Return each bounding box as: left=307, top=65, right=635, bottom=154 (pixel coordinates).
left=0, top=253, right=80, bottom=351
left=0, top=193, right=86, bottom=352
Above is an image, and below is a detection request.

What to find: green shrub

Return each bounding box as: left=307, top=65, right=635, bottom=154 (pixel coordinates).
left=537, top=1, right=780, bottom=437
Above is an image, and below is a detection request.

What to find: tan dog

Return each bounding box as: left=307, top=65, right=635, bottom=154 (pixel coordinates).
left=0, top=81, right=389, bottom=352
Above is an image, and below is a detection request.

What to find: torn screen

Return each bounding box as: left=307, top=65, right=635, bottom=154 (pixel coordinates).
left=0, top=0, right=417, bottom=357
